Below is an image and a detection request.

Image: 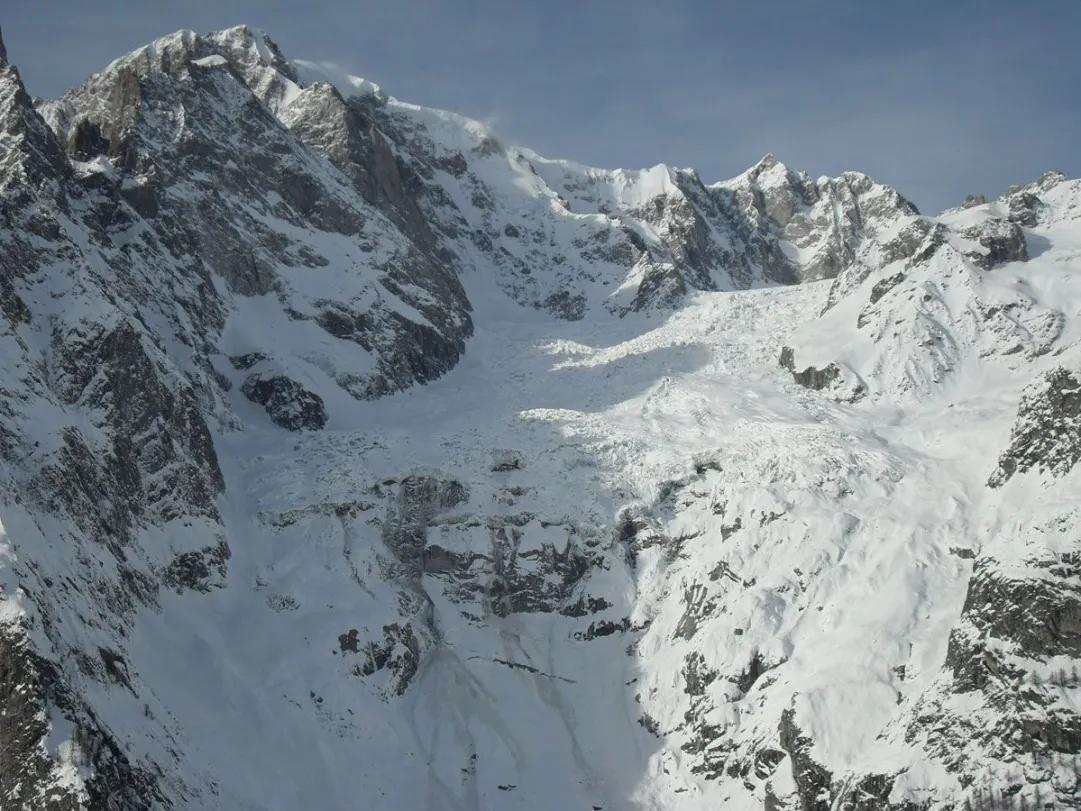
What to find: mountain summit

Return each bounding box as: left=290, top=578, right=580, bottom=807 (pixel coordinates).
left=1, top=26, right=1080, bottom=811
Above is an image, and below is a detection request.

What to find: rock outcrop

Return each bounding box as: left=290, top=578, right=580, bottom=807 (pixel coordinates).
left=990, top=367, right=1081, bottom=487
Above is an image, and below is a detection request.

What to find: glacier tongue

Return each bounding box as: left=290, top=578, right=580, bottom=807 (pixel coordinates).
left=1, top=23, right=1081, bottom=811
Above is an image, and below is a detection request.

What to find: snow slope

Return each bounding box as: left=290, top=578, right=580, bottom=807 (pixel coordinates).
left=1, top=24, right=1081, bottom=811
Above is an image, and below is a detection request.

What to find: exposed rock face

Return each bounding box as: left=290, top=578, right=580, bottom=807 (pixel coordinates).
left=778, top=345, right=865, bottom=402
left=0, top=26, right=473, bottom=808
left=905, top=536, right=1081, bottom=808
left=36, top=26, right=472, bottom=406
left=960, top=217, right=1028, bottom=270
left=48, top=320, right=225, bottom=524
left=351, top=621, right=421, bottom=697
left=276, top=81, right=439, bottom=253
left=1003, top=171, right=1069, bottom=228
left=712, top=155, right=918, bottom=286
left=778, top=709, right=833, bottom=811
left=242, top=374, right=328, bottom=431
left=380, top=476, right=469, bottom=580
left=950, top=554, right=1081, bottom=682
left=989, top=367, right=1081, bottom=486
left=260, top=468, right=616, bottom=708
left=0, top=41, right=68, bottom=199
left=0, top=625, right=88, bottom=811
left=0, top=621, right=166, bottom=811
left=779, top=346, right=842, bottom=391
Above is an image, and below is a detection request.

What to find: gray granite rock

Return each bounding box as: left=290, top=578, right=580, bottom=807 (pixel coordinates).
left=989, top=367, right=1081, bottom=487
left=242, top=374, right=328, bottom=431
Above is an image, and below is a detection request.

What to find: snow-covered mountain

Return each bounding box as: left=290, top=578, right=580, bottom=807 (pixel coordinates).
left=1, top=24, right=1080, bottom=811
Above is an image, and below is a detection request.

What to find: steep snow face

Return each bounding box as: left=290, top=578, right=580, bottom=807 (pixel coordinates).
left=2, top=24, right=1081, bottom=811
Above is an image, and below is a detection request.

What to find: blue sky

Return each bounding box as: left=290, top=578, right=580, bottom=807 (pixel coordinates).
left=5, top=0, right=1078, bottom=212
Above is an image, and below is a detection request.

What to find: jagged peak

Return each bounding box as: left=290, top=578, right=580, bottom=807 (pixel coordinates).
left=210, top=23, right=271, bottom=45
left=996, top=170, right=1068, bottom=202
left=0, top=40, right=69, bottom=190
left=746, top=152, right=787, bottom=181
left=996, top=169, right=1081, bottom=227
left=1039, top=169, right=1068, bottom=186
left=0, top=25, right=7, bottom=68
left=73, top=25, right=297, bottom=95
left=40, top=24, right=309, bottom=145
left=718, top=157, right=902, bottom=203
left=100, top=28, right=197, bottom=77
left=836, top=168, right=874, bottom=184
left=829, top=169, right=920, bottom=215
left=714, top=153, right=806, bottom=192
left=1023, top=169, right=1069, bottom=196
left=753, top=152, right=780, bottom=171
left=204, top=25, right=294, bottom=78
